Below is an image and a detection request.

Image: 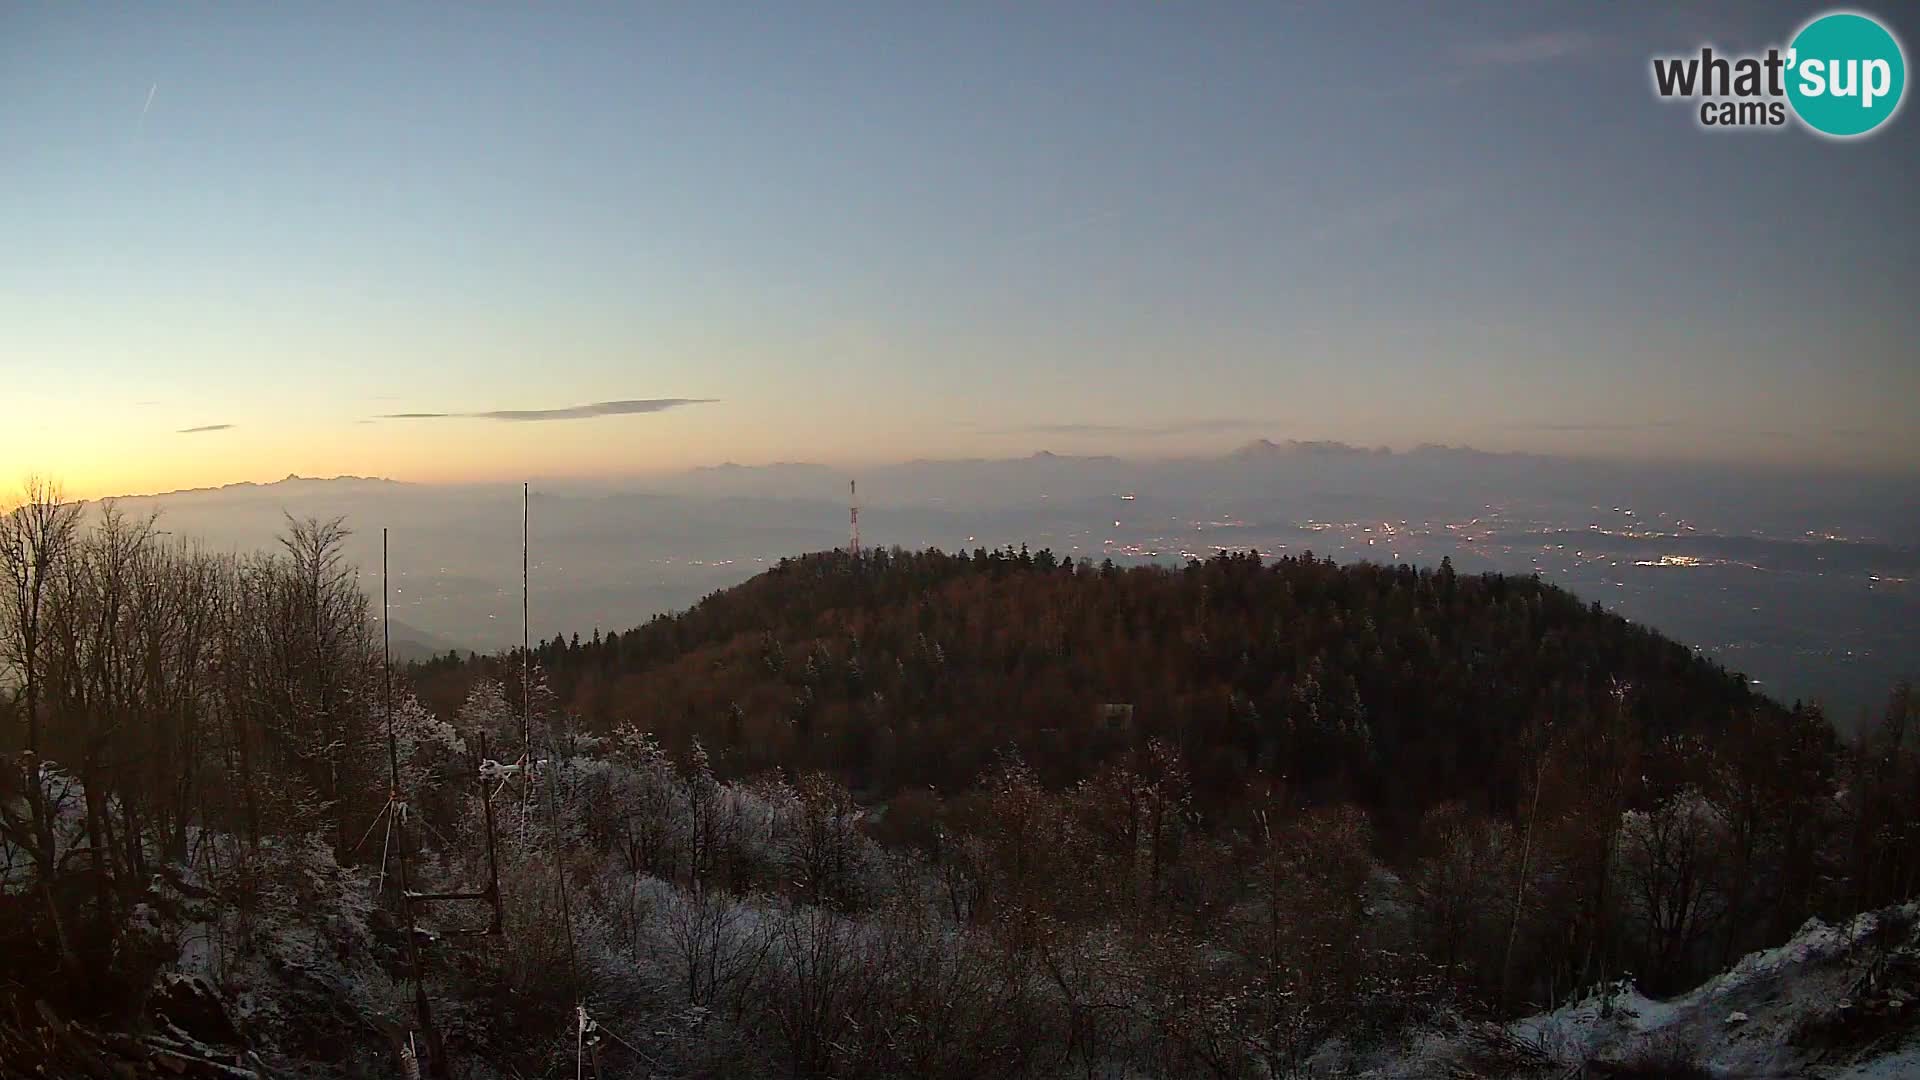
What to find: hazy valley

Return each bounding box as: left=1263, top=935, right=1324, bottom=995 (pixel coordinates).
left=109, top=444, right=1918, bottom=725
left=9, top=5, right=1919, bottom=1076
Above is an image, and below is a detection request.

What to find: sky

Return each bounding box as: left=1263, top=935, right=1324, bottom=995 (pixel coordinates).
left=3, top=2, right=1917, bottom=498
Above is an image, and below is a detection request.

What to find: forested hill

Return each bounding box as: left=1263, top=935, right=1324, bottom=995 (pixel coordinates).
left=419, top=547, right=1818, bottom=834
left=5, top=517, right=1896, bottom=1076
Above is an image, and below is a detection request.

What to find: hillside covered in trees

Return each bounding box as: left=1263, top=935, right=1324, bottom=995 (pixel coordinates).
left=6, top=493, right=1919, bottom=1078
left=445, top=546, right=1811, bottom=836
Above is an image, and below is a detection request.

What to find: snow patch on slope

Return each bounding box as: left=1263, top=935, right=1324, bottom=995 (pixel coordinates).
left=1371, top=904, right=1920, bottom=1078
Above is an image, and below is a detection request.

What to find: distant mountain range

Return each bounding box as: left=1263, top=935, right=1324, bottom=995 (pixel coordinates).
left=116, top=474, right=407, bottom=501
left=78, top=447, right=1917, bottom=723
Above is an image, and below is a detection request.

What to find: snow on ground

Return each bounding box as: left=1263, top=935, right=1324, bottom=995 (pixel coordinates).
left=1367, top=904, right=1920, bottom=1078
left=1822, top=1044, right=1920, bottom=1080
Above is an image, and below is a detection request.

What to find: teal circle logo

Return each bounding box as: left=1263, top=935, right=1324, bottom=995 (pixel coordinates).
left=1787, top=12, right=1906, bottom=137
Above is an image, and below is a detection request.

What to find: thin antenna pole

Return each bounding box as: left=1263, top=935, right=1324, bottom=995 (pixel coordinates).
left=522, top=482, right=531, bottom=761
left=849, top=479, right=859, bottom=557
left=521, top=482, right=534, bottom=832
left=384, top=529, right=400, bottom=788
left=477, top=729, right=503, bottom=935
left=544, top=737, right=583, bottom=1070
left=385, top=529, right=446, bottom=1077
left=556, top=782, right=580, bottom=998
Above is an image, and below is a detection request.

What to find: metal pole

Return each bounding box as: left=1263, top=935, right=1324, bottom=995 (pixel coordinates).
left=478, top=731, right=503, bottom=935
left=387, top=529, right=447, bottom=1077
left=523, top=483, right=530, bottom=749
left=383, top=530, right=400, bottom=788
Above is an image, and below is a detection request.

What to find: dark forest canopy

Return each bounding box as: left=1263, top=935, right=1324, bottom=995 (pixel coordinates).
left=7, top=502, right=1916, bottom=1076
left=418, top=547, right=1823, bottom=842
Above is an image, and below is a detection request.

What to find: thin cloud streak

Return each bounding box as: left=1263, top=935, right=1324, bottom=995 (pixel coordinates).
left=178, top=423, right=234, bottom=434
left=1498, top=420, right=1832, bottom=440
left=983, top=417, right=1271, bottom=438
left=1500, top=420, right=1684, bottom=433
left=375, top=398, right=717, bottom=423
left=1458, top=31, right=1594, bottom=67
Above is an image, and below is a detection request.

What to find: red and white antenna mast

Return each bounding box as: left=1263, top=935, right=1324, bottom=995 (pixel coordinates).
left=849, top=479, right=860, bottom=556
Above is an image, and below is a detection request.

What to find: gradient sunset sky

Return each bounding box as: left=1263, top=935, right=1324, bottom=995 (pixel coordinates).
left=4, top=2, right=1916, bottom=498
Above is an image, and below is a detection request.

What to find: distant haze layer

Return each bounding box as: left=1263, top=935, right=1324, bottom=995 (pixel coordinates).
left=78, top=443, right=1919, bottom=727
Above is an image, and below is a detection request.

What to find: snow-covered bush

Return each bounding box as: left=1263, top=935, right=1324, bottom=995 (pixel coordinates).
left=1618, top=788, right=1732, bottom=991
